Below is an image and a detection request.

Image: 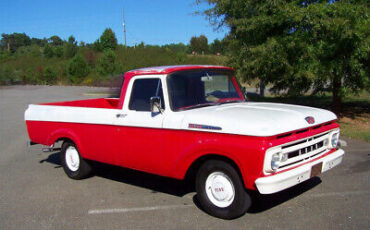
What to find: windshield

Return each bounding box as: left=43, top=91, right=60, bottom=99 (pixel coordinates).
left=167, top=70, right=244, bottom=111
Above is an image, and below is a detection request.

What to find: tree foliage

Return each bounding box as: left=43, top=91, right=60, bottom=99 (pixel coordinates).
left=43, top=66, right=57, bottom=84
left=93, top=39, right=102, bottom=52
left=1, top=33, right=31, bottom=53
left=0, top=31, right=224, bottom=86
left=48, top=35, right=63, bottom=46
left=43, top=44, right=54, bottom=58
left=31, top=37, right=47, bottom=47
left=201, top=0, right=369, bottom=112
left=190, top=35, right=208, bottom=54
left=209, top=38, right=228, bottom=55
left=100, top=28, right=118, bottom=51
left=64, top=35, right=77, bottom=58
left=97, top=49, right=117, bottom=75
left=66, top=53, right=89, bottom=83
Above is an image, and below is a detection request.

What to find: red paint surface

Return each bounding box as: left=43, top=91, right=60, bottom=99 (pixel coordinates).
left=126, top=65, right=234, bottom=76
left=25, top=119, right=339, bottom=190
left=26, top=120, right=265, bottom=189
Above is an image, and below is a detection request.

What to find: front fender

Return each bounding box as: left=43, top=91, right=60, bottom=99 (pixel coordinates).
left=170, top=140, right=245, bottom=182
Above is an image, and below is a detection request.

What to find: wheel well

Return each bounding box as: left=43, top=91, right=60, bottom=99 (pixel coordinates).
left=54, top=137, right=73, bottom=146
left=184, top=154, right=244, bottom=189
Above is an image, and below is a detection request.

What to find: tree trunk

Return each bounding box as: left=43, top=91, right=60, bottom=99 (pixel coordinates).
left=332, top=74, right=342, bottom=115
left=259, top=79, right=265, bottom=97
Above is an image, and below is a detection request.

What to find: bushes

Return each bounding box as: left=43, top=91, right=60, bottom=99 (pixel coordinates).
left=1, top=44, right=225, bottom=86
left=64, top=36, right=77, bottom=58
left=43, top=66, right=57, bottom=84
left=97, top=49, right=117, bottom=76
left=43, top=44, right=54, bottom=58
left=66, top=54, right=89, bottom=84
left=0, top=67, right=14, bottom=85
left=84, top=49, right=96, bottom=67
left=54, top=46, right=64, bottom=58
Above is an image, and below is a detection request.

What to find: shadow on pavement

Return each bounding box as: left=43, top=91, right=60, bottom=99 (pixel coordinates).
left=40, top=152, right=191, bottom=197
left=247, top=177, right=321, bottom=213
left=41, top=152, right=322, bottom=213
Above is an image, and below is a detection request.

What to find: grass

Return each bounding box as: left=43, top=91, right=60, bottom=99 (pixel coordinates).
left=247, top=91, right=370, bottom=142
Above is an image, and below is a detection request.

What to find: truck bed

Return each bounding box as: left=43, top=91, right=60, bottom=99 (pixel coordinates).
left=41, top=98, right=120, bottom=109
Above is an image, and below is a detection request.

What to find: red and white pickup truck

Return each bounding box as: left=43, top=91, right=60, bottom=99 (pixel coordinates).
left=25, top=65, right=345, bottom=219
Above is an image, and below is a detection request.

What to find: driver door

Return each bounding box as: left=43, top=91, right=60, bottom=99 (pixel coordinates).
left=113, top=77, right=166, bottom=174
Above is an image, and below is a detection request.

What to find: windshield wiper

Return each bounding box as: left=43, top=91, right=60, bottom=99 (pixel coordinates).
left=178, top=103, right=216, bottom=111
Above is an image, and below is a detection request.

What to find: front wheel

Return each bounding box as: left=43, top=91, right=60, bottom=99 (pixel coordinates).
left=196, top=160, right=251, bottom=219
left=61, top=141, right=92, bottom=180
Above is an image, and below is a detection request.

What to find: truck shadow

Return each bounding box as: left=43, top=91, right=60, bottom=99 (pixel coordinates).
left=40, top=152, right=322, bottom=213
left=246, top=177, right=321, bottom=213
left=40, top=152, right=190, bottom=196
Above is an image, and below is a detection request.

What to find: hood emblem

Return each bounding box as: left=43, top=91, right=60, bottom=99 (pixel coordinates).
left=305, top=116, right=315, bottom=124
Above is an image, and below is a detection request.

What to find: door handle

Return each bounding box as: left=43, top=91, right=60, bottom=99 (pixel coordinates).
left=116, top=113, right=127, bottom=118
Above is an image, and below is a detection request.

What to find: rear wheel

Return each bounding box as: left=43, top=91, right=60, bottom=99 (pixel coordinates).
left=196, top=160, right=251, bottom=219
left=61, top=141, right=92, bottom=179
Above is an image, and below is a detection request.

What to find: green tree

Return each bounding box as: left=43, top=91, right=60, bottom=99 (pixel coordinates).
left=1, top=33, right=31, bottom=52
left=43, top=44, right=54, bottom=58
left=43, top=66, right=57, bottom=84
left=190, top=35, right=208, bottom=54
left=93, top=39, right=102, bottom=52
left=162, top=43, right=189, bottom=53
left=31, top=37, right=47, bottom=47
left=66, top=54, right=89, bottom=83
left=29, top=44, right=41, bottom=57
left=84, top=49, right=96, bottom=67
left=100, top=28, right=118, bottom=50
left=48, top=35, right=63, bottom=46
left=200, top=0, right=369, bottom=113
left=64, top=35, right=77, bottom=58
left=209, top=38, right=227, bottom=55
left=97, top=49, right=117, bottom=75
left=54, top=46, right=64, bottom=57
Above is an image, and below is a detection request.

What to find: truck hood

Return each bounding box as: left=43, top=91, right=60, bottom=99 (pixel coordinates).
left=180, top=102, right=337, bottom=136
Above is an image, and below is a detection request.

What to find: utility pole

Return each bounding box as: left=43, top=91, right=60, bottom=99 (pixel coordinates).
left=123, top=8, right=127, bottom=47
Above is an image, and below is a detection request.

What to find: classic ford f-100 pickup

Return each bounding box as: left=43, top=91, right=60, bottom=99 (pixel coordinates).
left=25, top=65, right=345, bottom=219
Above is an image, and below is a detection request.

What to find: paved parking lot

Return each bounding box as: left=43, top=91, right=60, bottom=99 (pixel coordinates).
left=0, top=85, right=369, bottom=230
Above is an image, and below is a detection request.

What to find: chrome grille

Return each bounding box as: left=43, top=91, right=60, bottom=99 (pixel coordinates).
left=277, top=131, right=330, bottom=169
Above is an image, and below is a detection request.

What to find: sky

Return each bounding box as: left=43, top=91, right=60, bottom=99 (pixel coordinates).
left=0, top=0, right=228, bottom=46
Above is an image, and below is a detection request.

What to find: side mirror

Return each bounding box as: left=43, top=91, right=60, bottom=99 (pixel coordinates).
left=150, top=96, right=162, bottom=113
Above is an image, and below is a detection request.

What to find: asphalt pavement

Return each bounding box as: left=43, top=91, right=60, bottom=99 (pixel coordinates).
left=0, top=85, right=369, bottom=230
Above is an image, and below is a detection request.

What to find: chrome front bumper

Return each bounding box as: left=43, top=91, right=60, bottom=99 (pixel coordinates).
left=255, top=149, right=345, bottom=194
